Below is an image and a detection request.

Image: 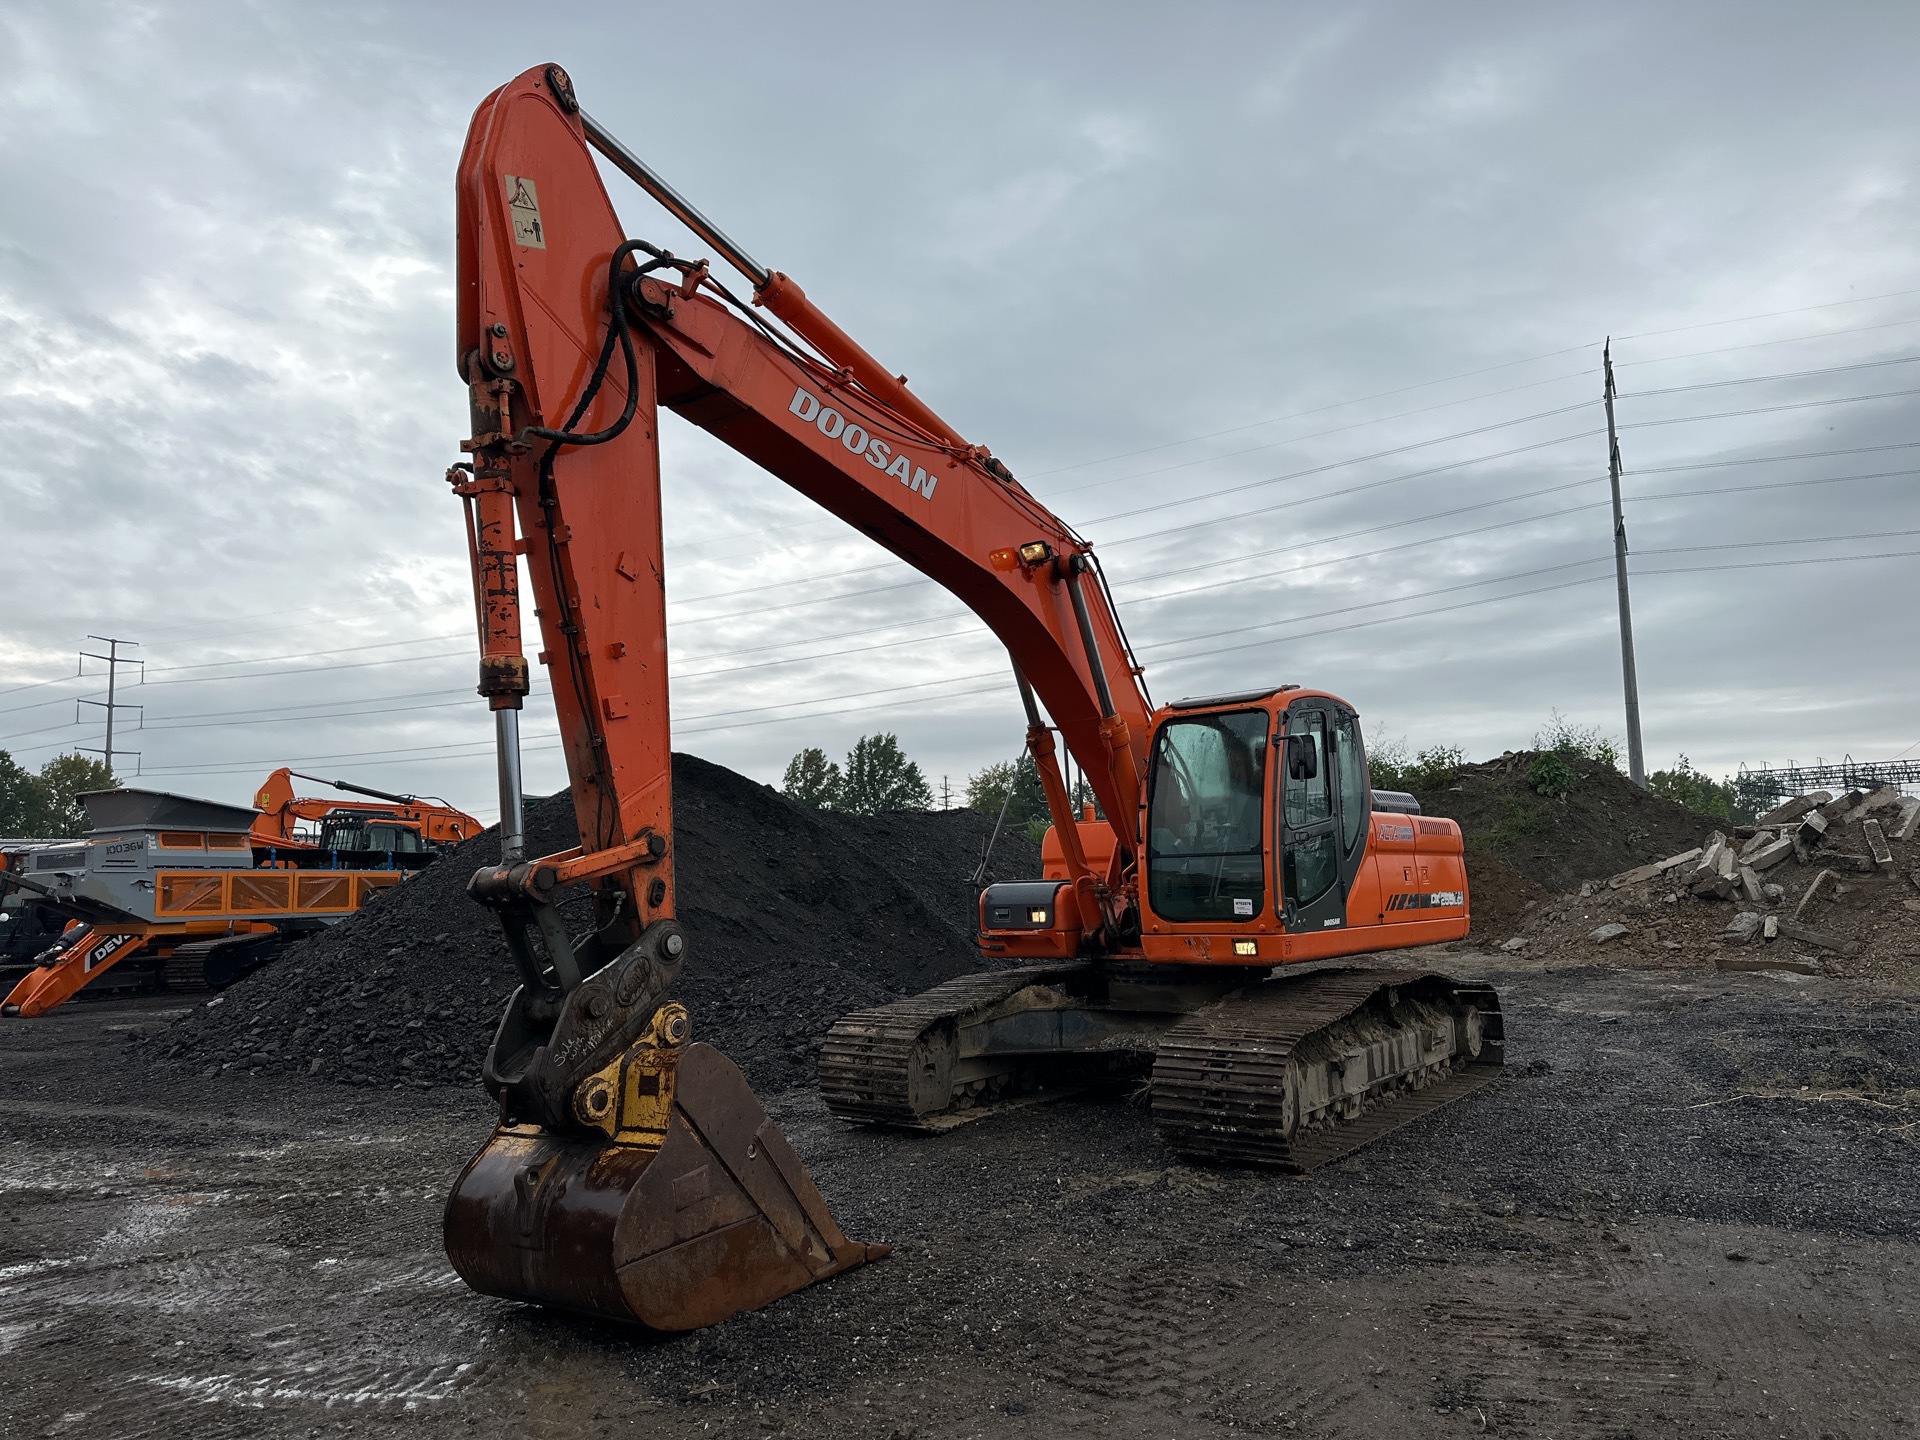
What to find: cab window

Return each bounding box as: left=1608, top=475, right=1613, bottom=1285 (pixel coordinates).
left=1146, top=710, right=1269, bottom=923
left=1335, top=712, right=1368, bottom=855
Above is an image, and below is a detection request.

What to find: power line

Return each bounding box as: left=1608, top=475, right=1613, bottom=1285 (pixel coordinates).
left=1021, top=283, right=1920, bottom=482
left=128, top=539, right=1920, bottom=781
left=1620, top=385, right=1920, bottom=430
left=1620, top=352, right=1919, bottom=398
left=143, top=632, right=469, bottom=674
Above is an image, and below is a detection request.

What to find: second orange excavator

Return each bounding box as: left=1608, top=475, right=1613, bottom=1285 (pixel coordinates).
left=440, top=66, right=1503, bottom=1335
left=250, top=768, right=480, bottom=859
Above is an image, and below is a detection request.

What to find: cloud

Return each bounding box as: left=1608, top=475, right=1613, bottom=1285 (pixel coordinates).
left=0, top=0, right=1916, bottom=822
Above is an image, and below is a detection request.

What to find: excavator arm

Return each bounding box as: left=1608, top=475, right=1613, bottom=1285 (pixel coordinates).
left=444, top=64, right=1165, bottom=1333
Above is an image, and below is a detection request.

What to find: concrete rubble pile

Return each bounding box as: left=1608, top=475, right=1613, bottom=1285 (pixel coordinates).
left=1588, top=785, right=1920, bottom=971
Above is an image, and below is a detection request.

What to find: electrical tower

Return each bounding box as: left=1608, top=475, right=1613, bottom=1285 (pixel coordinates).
left=77, top=635, right=143, bottom=778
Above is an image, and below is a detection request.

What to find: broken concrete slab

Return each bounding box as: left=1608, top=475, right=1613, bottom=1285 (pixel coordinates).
left=1762, top=914, right=1779, bottom=940
left=1722, top=911, right=1764, bottom=945
left=1738, top=864, right=1765, bottom=903
left=1818, top=789, right=1867, bottom=823
left=1716, top=954, right=1824, bottom=976
left=1607, top=861, right=1665, bottom=890
left=1499, top=937, right=1528, bottom=953
left=1863, top=819, right=1895, bottom=870
left=1743, top=835, right=1794, bottom=872
left=1688, top=834, right=1724, bottom=874
left=1794, top=869, right=1838, bottom=919
left=1821, top=849, right=1878, bottom=875
left=1891, top=796, right=1920, bottom=843
left=1607, top=849, right=1699, bottom=888
left=1764, top=884, right=1785, bottom=904
left=1758, top=792, right=1829, bottom=826
left=1799, top=810, right=1830, bottom=844
left=1738, top=830, right=1775, bottom=860
left=1589, top=923, right=1629, bottom=943
left=1773, top=916, right=1860, bottom=957
left=1849, top=785, right=1904, bottom=822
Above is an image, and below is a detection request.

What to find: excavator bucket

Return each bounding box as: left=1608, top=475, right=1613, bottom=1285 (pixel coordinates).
left=444, top=1042, right=888, bottom=1332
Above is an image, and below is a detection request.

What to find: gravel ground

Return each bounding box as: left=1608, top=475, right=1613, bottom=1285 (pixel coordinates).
left=5, top=949, right=1918, bottom=1439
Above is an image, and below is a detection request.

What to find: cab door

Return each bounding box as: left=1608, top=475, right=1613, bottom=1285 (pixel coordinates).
left=1277, top=700, right=1370, bottom=932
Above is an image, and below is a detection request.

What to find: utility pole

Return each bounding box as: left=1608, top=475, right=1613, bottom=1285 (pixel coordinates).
left=1603, top=341, right=1646, bottom=788
left=77, top=636, right=143, bottom=779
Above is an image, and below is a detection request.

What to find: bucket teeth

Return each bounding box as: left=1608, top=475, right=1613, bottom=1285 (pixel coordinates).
left=445, top=1042, right=887, bottom=1331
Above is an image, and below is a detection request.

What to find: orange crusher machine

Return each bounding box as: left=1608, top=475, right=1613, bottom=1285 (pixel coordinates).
left=1, top=788, right=405, bottom=1016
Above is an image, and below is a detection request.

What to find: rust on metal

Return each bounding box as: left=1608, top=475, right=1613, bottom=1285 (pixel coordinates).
left=445, top=1043, right=888, bottom=1331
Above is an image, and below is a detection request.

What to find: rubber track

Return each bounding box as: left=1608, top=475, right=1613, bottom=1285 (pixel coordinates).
left=819, top=962, right=1092, bottom=1126
left=1151, top=968, right=1504, bottom=1171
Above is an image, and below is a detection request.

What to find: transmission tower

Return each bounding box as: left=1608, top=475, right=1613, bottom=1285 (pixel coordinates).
left=77, top=635, right=143, bottom=778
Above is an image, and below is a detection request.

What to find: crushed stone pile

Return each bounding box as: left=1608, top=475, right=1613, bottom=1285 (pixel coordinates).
left=151, top=753, right=1039, bottom=1094
left=1493, top=786, right=1920, bottom=983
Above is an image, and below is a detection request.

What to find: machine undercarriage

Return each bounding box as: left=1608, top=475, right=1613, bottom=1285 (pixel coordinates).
left=823, top=963, right=1503, bottom=1168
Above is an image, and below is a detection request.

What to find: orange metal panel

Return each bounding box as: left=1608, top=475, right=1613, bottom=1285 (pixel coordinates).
left=230, top=872, right=294, bottom=913
left=157, top=872, right=225, bottom=914
left=296, top=873, right=353, bottom=912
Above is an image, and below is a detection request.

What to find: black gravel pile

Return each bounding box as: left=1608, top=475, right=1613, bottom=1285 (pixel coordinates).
left=152, top=753, right=1039, bottom=1093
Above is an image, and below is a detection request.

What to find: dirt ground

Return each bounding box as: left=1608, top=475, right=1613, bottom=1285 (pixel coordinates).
left=5, top=946, right=1918, bottom=1440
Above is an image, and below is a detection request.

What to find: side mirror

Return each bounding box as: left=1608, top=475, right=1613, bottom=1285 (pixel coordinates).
left=1285, top=733, right=1319, bottom=782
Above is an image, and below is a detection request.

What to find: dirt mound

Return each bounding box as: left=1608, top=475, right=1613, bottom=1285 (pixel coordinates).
left=1457, top=853, right=1555, bottom=944
left=1411, top=752, right=1721, bottom=896
left=152, top=753, right=1039, bottom=1093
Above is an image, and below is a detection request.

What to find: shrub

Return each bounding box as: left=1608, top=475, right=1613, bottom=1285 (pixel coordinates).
left=1527, top=751, right=1579, bottom=799
left=1533, top=710, right=1621, bottom=771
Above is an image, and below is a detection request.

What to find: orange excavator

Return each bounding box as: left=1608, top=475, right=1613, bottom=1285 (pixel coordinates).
left=441, top=66, right=1503, bottom=1334
left=249, top=768, right=480, bottom=860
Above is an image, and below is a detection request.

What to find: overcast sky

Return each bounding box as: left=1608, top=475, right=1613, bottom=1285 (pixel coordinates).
left=2, top=1, right=1916, bottom=822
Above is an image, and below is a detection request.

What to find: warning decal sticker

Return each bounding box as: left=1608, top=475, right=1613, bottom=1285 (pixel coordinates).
left=505, top=174, right=547, bottom=249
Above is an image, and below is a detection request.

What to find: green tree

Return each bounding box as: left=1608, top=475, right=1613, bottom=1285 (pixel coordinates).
left=34, top=753, right=114, bottom=836
left=966, top=753, right=1046, bottom=826
left=838, top=734, right=932, bottom=814
left=781, top=747, right=842, bottom=809
left=1648, top=754, right=1742, bottom=822
left=966, top=752, right=1052, bottom=843
left=1368, top=738, right=1466, bottom=793
left=0, top=750, right=36, bottom=835
left=1069, top=772, right=1105, bottom=821
left=0, top=751, right=114, bottom=837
